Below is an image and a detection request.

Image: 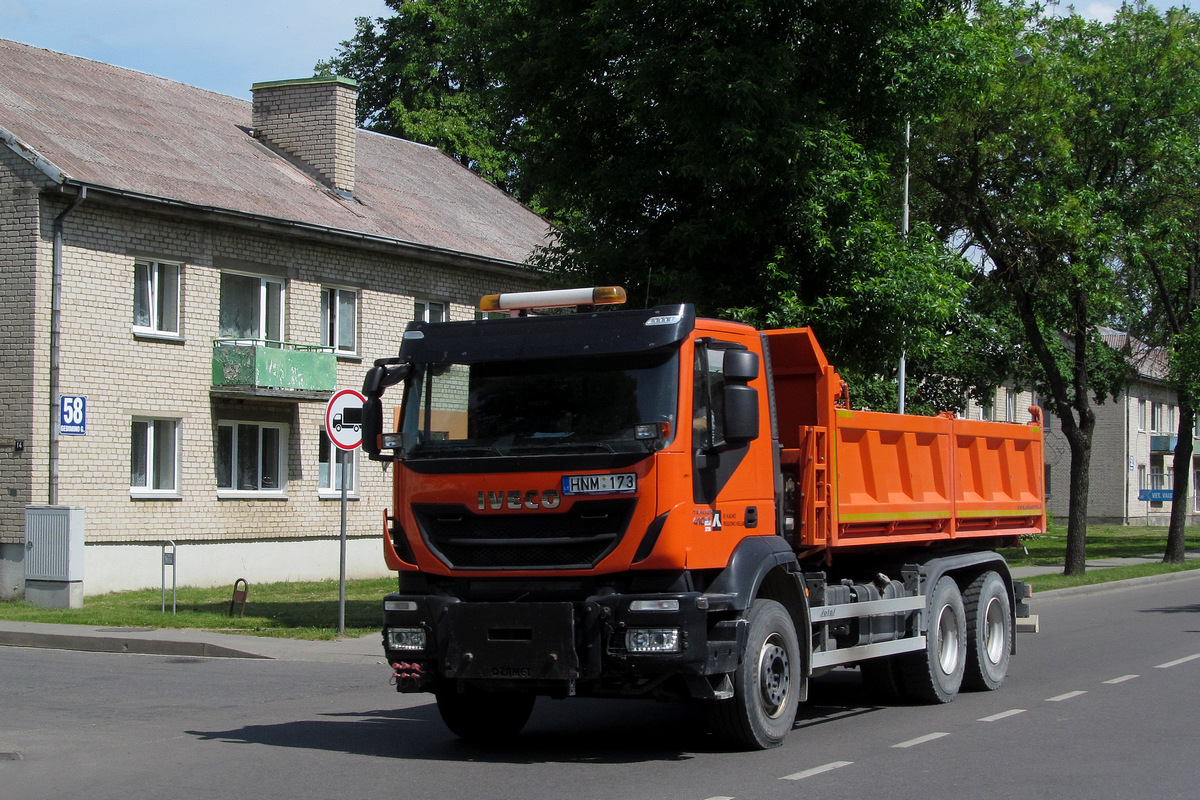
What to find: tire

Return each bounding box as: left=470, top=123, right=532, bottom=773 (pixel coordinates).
left=709, top=599, right=801, bottom=749
left=962, top=571, right=1012, bottom=691
left=434, top=683, right=536, bottom=742
left=897, top=576, right=966, bottom=704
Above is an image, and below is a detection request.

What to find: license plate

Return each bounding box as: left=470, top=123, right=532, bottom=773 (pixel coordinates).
left=562, top=473, right=637, bottom=495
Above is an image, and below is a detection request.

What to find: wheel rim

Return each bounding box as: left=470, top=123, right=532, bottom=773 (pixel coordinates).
left=982, top=595, right=1006, bottom=664
left=935, top=604, right=961, bottom=674
left=758, top=633, right=791, bottom=718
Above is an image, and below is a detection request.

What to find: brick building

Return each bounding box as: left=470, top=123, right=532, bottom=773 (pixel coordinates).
left=966, top=331, right=1198, bottom=526
left=0, top=39, right=549, bottom=601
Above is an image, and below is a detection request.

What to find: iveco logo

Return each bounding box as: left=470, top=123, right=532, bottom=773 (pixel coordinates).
left=477, top=490, right=562, bottom=511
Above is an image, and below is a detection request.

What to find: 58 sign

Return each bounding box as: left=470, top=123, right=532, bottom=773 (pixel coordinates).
left=60, top=395, right=87, bottom=435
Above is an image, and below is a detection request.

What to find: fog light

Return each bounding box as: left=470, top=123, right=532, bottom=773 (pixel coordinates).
left=625, top=628, right=682, bottom=653
left=386, top=627, right=427, bottom=651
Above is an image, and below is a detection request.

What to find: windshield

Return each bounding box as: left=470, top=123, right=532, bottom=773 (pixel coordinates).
left=400, top=349, right=680, bottom=458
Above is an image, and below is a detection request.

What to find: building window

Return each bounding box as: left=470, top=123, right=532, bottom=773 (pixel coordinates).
left=415, top=299, right=446, bottom=323
left=1151, top=402, right=1163, bottom=433
left=1044, top=464, right=1051, bottom=499
left=216, top=421, right=287, bottom=494
left=131, top=418, right=179, bottom=495
left=318, top=429, right=357, bottom=495
left=321, top=287, right=358, bottom=354
left=133, top=260, right=180, bottom=336
left=219, top=272, right=284, bottom=343
left=980, top=400, right=994, bottom=421
left=1005, top=388, right=1016, bottom=422
left=1138, top=398, right=1147, bottom=431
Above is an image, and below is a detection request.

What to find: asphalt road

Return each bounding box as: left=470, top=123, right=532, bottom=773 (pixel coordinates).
left=2, top=574, right=1198, bottom=800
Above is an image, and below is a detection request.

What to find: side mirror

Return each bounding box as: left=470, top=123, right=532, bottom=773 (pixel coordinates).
left=723, top=384, right=759, bottom=444
left=723, top=349, right=759, bottom=382
left=361, top=361, right=409, bottom=461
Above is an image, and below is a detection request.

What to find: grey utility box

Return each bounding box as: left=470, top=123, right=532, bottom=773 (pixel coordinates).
left=24, top=505, right=85, bottom=608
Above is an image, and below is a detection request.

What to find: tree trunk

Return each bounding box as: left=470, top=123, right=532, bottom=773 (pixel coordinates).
left=1165, top=402, right=1194, bottom=564
left=1063, top=422, right=1092, bottom=576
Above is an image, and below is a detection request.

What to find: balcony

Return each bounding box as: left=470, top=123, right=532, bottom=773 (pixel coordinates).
left=211, top=339, right=337, bottom=401
left=1150, top=434, right=1178, bottom=453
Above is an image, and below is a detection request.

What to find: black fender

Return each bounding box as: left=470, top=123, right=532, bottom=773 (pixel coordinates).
left=707, top=535, right=812, bottom=687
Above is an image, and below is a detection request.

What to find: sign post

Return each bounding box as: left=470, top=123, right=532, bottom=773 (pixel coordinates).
left=325, top=389, right=365, bottom=636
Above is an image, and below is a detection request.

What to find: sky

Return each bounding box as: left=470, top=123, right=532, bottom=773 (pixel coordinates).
left=1, top=1, right=1125, bottom=102
left=0, top=0, right=392, bottom=100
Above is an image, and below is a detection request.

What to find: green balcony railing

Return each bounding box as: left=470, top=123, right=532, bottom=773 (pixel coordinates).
left=212, top=339, right=337, bottom=393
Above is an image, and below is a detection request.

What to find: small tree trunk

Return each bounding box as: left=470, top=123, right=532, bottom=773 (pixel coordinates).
left=1064, top=425, right=1091, bottom=576
left=1165, top=402, right=1194, bottom=564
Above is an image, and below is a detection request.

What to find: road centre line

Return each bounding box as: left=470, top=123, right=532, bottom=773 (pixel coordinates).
left=1104, top=674, right=1139, bottom=684
left=892, top=732, right=950, bottom=749
left=780, top=761, right=854, bottom=781
left=1046, top=690, right=1087, bottom=702
left=978, top=708, right=1026, bottom=722
left=1154, top=652, right=1200, bottom=669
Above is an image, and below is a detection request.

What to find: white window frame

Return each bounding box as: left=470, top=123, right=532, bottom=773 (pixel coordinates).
left=318, top=428, right=358, bottom=498
left=216, top=420, right=289, bottom=497
left=415, top=299, right=447, bottom=323
left=130, top=417, right=180, bottom=498
left=1138, top=398, right=1147, bottom=432
left=321, top=286, right=358, bottom=355
left=1005, top=388, right=1016, bottom=422
left=133, top=260, right=181, bottom=338
left=219, top=272, right=286, bottom=344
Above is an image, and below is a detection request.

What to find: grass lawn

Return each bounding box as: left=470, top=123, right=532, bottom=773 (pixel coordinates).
left=1, top=524, right=1196, bottom=638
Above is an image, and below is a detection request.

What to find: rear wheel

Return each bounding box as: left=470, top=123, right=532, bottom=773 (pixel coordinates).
left=962, top=571, right=1012, bottom=691
left=435, top=682, right=536, bottom=742
left=897, top=576, right=966, bottom=703
left=709, top=599, right=801, bottom=749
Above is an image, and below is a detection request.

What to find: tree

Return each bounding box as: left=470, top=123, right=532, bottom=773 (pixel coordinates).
left=915, top=2, right=1152, bottom=575
left=316, top=0, right=516, bottom=188
left=321, top=1, right=977, bottom=380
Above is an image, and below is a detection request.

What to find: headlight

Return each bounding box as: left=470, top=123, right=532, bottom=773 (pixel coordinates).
left=625, top=628, right=682, bottom=653
left=386, top=627, right=427, bottom=651
left=629, top=599, right=679, bottom=612
left=384, top=599, right=417, bottom=612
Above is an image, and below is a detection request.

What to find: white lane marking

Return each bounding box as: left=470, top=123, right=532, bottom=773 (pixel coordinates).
left=1155, top=652, right=1200, bottom=669
left=892, top=732, right=950, bottom=749
left=978, top=708, right=1026, bottom=722
left=780, top=761, right=854, bottom=781
left=703, top=797, right=735, bottom=800
left=1104, top=674, right=1139, bottom=684
left=1046, top=690, right=1087, bottom=702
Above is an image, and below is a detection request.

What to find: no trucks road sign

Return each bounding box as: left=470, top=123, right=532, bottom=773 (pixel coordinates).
left=325, top=388, right=366, bottom=451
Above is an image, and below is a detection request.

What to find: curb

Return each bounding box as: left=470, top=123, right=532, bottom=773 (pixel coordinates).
left=1029, top=567, right=1200, bottom=599
left=0, top=629, right=268, bottom=659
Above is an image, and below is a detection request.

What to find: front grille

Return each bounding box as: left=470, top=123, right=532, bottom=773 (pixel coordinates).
left=412, top=498, right=637, bottom=570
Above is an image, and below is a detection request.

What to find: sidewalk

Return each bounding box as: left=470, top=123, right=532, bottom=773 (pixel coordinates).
left=2, top=552, right=1197, bottom=662
left=0, top=619, right=385, bottom=663
left=1008, top=549, right=1200, bottom=579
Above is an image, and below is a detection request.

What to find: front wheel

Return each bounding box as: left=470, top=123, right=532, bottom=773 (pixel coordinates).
left=963, top=571, right=1012, bottom=691
left=434, top=682, right=536, bottom=742
left=708, top=599, right=801, bottom=749
left=897, top=576, right=966, bottom=704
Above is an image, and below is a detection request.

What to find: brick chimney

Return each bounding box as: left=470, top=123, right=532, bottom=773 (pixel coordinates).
left=250, top=76, right=358, bottom=194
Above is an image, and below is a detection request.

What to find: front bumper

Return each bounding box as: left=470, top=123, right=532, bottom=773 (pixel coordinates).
left=382, top=591, right=746, bottom=695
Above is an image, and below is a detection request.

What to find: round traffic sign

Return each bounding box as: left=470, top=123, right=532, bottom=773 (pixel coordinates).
left=325, top=388, right=366, bottom=450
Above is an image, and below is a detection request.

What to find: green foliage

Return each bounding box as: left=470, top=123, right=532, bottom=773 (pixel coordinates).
left=320, top=0, right=976, bottom=382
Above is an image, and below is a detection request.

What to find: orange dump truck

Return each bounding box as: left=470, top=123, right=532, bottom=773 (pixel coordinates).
left=361, top=288, right=1044, bottom=749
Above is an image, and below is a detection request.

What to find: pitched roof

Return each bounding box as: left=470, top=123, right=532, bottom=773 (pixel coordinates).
left=0, top=38, right=551, bottom=266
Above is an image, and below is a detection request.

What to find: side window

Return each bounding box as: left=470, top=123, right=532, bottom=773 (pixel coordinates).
left=133, top=260, right=181, bottom=336
left=131, top=418, right=179, bottom=495
left=318, top=429, right=357, bottom=495
left=219, top=272, right=285, bottom=344
left=415, top=299, right=446, bottom=323
left=216, top=420, right=288, bottom=494
left=693, top=343, right=728, bottom=449
left=321, top=287, right=358, bottom=354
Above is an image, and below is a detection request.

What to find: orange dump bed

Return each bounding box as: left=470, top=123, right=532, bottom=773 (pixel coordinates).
left=764, top=328, right=1046, bottom=555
